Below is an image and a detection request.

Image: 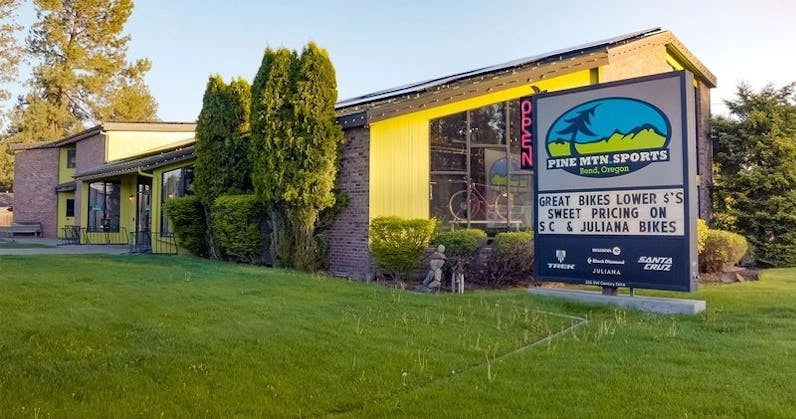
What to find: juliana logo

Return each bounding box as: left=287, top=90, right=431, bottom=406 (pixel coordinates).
left=546, top=98, right=671, bottom=177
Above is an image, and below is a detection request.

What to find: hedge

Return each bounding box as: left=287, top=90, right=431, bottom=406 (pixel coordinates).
left=700, top=228, right=748, bottom=273
left=488, top=231, right=534, bottom=286
left=370, top=217, right=437, bottom=282
left=212, top=194, right=266, bottom=264
left=163, top=195, right=208, bottom=257
left=433, top=229, right=487, bottom=267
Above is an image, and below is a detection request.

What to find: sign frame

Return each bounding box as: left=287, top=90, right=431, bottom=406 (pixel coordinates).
left=532, top=71, right=698, bottom=292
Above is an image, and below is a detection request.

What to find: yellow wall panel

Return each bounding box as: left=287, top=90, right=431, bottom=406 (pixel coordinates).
left=369, top=69, right=595, bottom=220
left=58, top=147, right=75, bottom=183
left=105, top=131, right=193, bottom=162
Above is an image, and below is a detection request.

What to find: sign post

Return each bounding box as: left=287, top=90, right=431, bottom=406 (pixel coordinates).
left=532, top=71, right=698, bottom=292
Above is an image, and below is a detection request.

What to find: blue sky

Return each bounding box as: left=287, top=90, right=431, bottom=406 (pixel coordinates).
left=7, top=0, right=796, bottom=122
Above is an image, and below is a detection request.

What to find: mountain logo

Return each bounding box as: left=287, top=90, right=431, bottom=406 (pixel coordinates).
left=545, top=97, right=671, bottom=177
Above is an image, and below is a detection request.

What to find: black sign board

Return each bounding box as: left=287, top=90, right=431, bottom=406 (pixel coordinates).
left=532, top=71, right=698, bottom=292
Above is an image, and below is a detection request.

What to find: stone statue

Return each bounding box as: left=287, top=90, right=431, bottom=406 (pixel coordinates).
left=417, top=244, right=446, bottom=293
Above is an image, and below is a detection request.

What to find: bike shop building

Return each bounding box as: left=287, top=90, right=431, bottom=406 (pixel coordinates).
left=327, top=27, right=716, bottom=279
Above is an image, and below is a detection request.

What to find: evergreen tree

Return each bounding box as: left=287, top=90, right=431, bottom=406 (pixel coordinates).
left=250, top=47, right=298, bottom=268
left=250, top=44, right=343, bottom=271
left=194, top=75, right=251, bottom=258
left=712, top=82, right=796, bottom=267
left=0, top=0, right=21, bottom=107
left=4, top=0, right=157, bottom=146
left=0, top=0, right=22, bottom=190
left=287, top=42, right=344, bottom=271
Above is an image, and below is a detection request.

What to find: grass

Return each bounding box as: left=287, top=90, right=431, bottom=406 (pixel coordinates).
left=0, top=255, right=794, bottom=417
left=0, top=241, right=53, bottom=249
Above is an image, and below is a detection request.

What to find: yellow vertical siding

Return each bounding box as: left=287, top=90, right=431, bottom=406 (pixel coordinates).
left=58, top=147, right=75, bottom=183
left=368, top=69, right=595, bottom=220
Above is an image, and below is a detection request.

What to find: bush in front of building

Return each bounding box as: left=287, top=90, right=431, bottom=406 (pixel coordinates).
left=163, top=196, right=208, bottom=257
left=433, top=229, right=487, bottom=269
left=370, top=216, right=437, bottom=283
left=212, top=194, right=266, bottom=264
left=699, top=228, right=749, bottom=274
left=697, top=218, right=708, bottom=254
left=487, top=231, right=534, bottom=287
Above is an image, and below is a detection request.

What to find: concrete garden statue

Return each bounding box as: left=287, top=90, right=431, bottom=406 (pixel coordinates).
left=417, top=244, right=446, bottom=293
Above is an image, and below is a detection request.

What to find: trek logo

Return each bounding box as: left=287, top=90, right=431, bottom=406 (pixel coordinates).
left=545, top=98, right=671, bottom=178
left=548, top=249, right=575, bottom=270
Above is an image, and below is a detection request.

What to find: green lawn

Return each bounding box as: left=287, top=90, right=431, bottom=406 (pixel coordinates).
left=0, top=255, right=793, bottom=417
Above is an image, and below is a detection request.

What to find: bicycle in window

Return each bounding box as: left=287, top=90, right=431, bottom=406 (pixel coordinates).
left=448, top=179, right=510, bottom=222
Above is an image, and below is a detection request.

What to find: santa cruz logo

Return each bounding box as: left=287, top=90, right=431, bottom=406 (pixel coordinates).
left=545, top=97, right=671, bottom=177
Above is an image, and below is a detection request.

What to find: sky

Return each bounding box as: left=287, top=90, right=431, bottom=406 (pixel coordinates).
left=7, top=0, right=796, bottom=122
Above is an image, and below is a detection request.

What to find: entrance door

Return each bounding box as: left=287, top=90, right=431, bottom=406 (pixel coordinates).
left=135, top=177, right=152, bottom=252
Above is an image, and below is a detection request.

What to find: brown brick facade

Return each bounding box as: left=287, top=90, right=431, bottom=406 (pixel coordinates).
left=696, top=82, right=713, bottom=220
left=328, top=127, right=372, bottom=279
left=74, top=133, right=106, bottom=227
left=12, top=148, right=59, bottom=237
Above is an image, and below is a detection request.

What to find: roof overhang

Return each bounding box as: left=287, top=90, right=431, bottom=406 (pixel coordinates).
left=10, top=121, right=196, bottom=151
left=55, top=181, right=76, bottom=193
left=75, top=145, right=195, bottom=181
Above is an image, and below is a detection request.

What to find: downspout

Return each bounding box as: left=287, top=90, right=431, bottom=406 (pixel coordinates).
left=137, top=168, right=154, bottom=178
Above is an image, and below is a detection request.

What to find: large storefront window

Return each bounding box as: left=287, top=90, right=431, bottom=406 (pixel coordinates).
left=88, top=181, right=121, bottom=232
left=161, top=165, right=195, bottom=235
left=430, top=100, right=533, bottom=229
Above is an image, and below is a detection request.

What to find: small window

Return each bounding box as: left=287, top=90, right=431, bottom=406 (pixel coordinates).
left=66, top=149, right=76, bottom=169
left=65, top=199, right=75, bottom=217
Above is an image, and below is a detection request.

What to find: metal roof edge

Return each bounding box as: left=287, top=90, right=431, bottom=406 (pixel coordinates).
left=335, top=27, right=662, bottom=112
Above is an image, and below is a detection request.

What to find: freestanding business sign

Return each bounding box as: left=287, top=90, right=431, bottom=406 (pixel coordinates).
left=532, top=71, right=698, bottom=292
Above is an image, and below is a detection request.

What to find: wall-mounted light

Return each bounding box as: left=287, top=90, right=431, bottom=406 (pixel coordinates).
left=128, top=194, right=135, bottom=201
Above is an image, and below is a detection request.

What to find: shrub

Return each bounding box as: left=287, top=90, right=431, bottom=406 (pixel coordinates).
left=433, top=229, right=487, bottom=267
left=370, top=217, right=437, bottom=282
left=697, top=218, right=708, bottom=254
left=212, top=194, right=266, bottom=264
left=488, top=231, right=534, bottom=287
left=163, top=196, right=208, bottom=257
left=700, top=229, right=748, bottom=273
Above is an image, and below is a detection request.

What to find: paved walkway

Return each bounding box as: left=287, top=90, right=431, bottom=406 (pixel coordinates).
left=0, top=237, right=129, bottom=256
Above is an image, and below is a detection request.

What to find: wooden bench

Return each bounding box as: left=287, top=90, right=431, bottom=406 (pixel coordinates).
left=9, top=222, right=43, bottom=237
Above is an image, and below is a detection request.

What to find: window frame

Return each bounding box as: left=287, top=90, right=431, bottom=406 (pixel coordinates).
left=87, top=180, right=121, bottom=232
left=160, top=165, right=195, bottom=236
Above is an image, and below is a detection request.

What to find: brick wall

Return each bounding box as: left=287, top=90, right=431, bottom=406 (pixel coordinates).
left=74, top=133, right=106, bottom=227
left=12, top=148, right=59, bottom=237
left=696, top=82, right=713, bottom=220
left=328, top=126, right=372, bottom=279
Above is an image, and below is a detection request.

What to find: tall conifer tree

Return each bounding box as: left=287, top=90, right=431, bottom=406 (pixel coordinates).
left=712, top=82, right=796, bottom=267
left=287, top=42, right=344, bottom=271
left=250, top=47, right=298, bottom=267
left=194, top=75, right=251, bottom=258
left=4, top=0, right=157, bottom=146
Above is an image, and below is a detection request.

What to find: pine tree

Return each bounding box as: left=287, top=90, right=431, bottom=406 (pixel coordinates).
left=0, top=0, right=21, bottom=107
left=712, top=82, right=796, bottom=267
left=0, top=0, right=23, bottom=190
left=4, top=0, right=157, bottom=146
left=194, top=75, right=251, bottom=258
